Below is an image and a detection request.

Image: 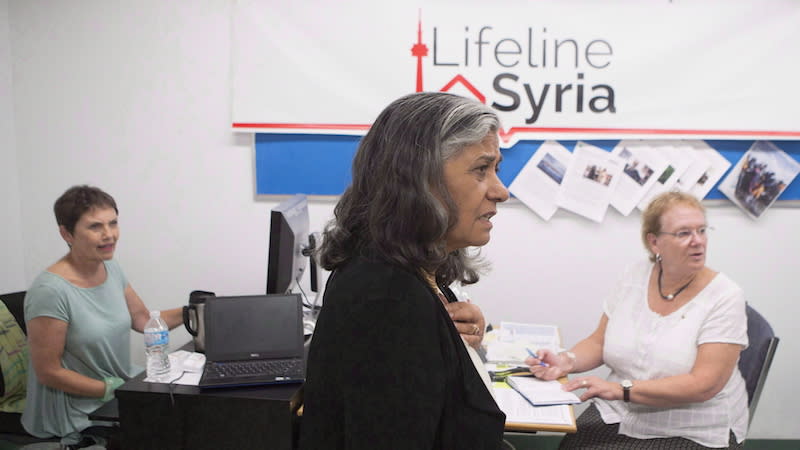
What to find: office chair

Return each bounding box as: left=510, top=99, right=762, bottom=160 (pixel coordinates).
left=0, top=291, right=28, bottom=435
left=737, top=303, right=779, bottom=426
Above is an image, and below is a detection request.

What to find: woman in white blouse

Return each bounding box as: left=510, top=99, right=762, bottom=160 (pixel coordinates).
left=527, top=191, right=748, bottom=449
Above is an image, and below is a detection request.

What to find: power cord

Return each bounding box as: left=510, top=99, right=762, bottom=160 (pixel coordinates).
left=295, top=279, right=313, bottom=308
left=167, top=371, right=188, bottom=406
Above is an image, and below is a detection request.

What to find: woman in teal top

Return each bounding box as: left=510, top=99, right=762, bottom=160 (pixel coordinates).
left=22, top=185, right=184, bottom=449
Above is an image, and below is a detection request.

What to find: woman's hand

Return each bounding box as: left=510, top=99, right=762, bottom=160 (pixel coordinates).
left=525, top=348, right=570, bottom=380
left=562, top=376, right=622, bottom=402
left=445, top=302, right=486, bottom=348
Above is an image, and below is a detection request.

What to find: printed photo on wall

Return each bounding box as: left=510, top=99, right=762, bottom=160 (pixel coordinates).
left=609, top=140, right=669, bottom=216
left=673, top=141, right=712, bottom=193
left=637, top=141, right=697, bottom=211
left=718, top=141, right=800, bottom=219
left=556, top=141, right=625, bottom=223
left=675, top=140, right=732, bottom=200
left=509, top=141, right=573, bottom=221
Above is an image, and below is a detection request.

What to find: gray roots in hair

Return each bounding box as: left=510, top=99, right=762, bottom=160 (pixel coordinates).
left=318, top=92, right=501, bottom=286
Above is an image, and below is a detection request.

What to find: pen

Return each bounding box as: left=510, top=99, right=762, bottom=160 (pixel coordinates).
left=526, top=348, right=549, bottom=367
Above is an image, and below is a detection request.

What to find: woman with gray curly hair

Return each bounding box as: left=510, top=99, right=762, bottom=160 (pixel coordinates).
left=300, top=92, right=510, bottom=449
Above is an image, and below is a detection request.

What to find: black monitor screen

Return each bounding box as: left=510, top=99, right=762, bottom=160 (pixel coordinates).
left=266, top=194, right=310, bottom=294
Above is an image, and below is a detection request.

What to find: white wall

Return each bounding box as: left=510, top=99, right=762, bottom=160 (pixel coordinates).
left=3, top=0, right=795, bottom=439
left=0, top=0, right=26, bottom=292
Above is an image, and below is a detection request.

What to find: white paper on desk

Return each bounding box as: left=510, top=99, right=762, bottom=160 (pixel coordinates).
left=556, top=141, right=624, bottom=223
left=494, top=382, right=574, bottom=425
left=637, top=141, right=696, bottom=211
left=609, top=140, right=669, bottom=216
left=497, top=322, right=560, bottom=347
left=143, top=353, right=202, bottom=385
left=509, top=141, right=572, bottom=221
left=485, top=322, right=560, bottom=365
left=507, top=376, right=581, bottom=406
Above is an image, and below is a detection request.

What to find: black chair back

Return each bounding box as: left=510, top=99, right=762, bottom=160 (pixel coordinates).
left=0, top=290, right=28, bottom=434
left=0, top=291, right=27, bottom=335
left=738, top=303, right=779, bottom=426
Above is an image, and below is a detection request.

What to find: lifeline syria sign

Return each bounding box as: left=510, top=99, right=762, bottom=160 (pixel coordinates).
left=232, top=1, right=800, bottom=146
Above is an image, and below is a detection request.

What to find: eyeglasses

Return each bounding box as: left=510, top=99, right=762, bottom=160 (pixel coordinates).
left=658, top=226, right=713, bottom=241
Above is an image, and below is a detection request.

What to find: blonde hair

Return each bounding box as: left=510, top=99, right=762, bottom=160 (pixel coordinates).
left=640, top=191, right=705, bottom=262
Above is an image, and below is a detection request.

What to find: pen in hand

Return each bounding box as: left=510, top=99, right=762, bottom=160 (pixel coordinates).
left=526, top=348, right=549, bottom=367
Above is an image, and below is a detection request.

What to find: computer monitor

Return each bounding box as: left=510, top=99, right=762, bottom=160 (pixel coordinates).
left=266, top=194, right=311, bottom=295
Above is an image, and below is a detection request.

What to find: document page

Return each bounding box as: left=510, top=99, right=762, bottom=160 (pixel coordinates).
left=673, top=141, right=712, bottom=193
left=507, top=376, right=581, bottom=406
left=637, top=141, right=696, bottom=211
left=685, top=140, right=732, bottom=200
left=556, top=141, right=625, bottom=223
left=485, top=322, right=560, bottom=365
left=609, top=140, right=669, bottom=216
left=509, top=140, right=572, bottom=221
left=494, top=382, right=575, bottom=426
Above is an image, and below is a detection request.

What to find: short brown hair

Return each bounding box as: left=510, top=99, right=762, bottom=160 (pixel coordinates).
left=641, top=191, right=705, bottom=262
left=54, top=185, right=118, bottom=234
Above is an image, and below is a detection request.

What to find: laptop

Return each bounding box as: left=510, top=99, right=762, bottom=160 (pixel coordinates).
left=198, top=294, right=306, bottom=389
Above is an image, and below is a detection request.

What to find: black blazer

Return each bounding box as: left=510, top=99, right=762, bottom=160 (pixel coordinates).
left=299, top=255, right=505, bottom=449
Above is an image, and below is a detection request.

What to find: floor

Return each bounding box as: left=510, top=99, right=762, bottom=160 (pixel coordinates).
left=503, top=434, right=800, bottom=450
left=1, top=433, right=797, bottom=449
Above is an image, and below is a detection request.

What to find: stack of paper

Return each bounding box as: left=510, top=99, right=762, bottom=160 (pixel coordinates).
left=484, top=322, right=560, bottom=365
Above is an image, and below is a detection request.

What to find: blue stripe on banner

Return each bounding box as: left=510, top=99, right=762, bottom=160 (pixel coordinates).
left=255, top=134, right=359, bottom=196
left=255, top=134, right=800, bottom=200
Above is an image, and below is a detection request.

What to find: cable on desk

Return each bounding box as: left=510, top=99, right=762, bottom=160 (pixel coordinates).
left=295, top=280, right=313, bottom=309
left=167, top=371, right=187, bottom=407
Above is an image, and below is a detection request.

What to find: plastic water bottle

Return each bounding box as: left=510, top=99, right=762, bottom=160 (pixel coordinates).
left=144, top=310, right=170, bottom=381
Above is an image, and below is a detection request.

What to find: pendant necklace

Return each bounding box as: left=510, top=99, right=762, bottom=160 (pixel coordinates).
left=657, top=263, right=696, bottom=301
left=422, top=270, right=448, bottom=307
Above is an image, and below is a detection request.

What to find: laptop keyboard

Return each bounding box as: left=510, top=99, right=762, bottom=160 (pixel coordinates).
left=205, top=358, right=302, bottom=378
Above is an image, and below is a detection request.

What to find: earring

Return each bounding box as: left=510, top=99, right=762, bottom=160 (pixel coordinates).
left=655, top=253, right=662, bottom=262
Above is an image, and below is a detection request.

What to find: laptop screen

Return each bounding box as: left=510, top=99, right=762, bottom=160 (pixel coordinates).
left=203, top=294, right=303, bottom=362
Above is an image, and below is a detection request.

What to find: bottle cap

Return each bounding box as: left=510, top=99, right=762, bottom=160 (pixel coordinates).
left=150, top=310, right=160, bottom=318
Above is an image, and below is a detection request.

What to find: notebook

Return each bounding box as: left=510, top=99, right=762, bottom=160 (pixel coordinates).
left=198, top=294, right=306, bottom=389
left=506, top=375, right=581, bottom=406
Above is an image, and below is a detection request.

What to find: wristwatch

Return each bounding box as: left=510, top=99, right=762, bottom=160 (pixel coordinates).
left=621, top=379, right=633, bottom=402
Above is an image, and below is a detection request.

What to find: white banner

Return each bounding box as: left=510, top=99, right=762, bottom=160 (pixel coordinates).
left=232, top=0, right=800, bottom=146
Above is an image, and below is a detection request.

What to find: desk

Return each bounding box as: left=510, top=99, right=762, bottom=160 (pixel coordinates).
left=505, top=411, right=577, bottom=434
left=112, top=340, right=565, bottom=449
left=114, top=369, right=303, bottom=450
left=87, top=398, right=119, bottom=423
left=484, top=324, right=577, bottom=433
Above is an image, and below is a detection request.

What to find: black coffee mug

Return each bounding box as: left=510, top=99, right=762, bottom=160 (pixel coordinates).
left=183, top=290, right=214, bottom=353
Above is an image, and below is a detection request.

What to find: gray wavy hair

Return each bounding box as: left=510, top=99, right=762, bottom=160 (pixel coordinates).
left=318, top=92, right=501, bottom=285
